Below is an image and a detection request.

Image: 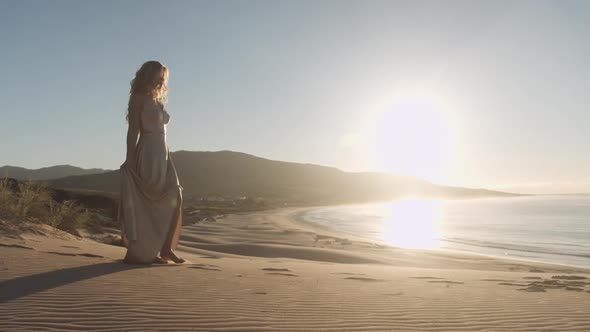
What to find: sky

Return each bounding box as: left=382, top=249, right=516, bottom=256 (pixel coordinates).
left=1, top=0, right=589, bottom=194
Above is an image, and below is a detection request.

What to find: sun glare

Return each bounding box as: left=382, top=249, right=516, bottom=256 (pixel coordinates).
left=370, top=88, right=454, bottom=183
left=377, top=199, right=443, bottom=249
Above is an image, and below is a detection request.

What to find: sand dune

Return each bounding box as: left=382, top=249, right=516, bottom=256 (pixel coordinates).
left=1, top=208, right=590, bottom=331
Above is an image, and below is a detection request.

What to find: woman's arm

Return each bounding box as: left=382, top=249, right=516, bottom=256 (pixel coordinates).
left=125, top=97, right=142, bottom=168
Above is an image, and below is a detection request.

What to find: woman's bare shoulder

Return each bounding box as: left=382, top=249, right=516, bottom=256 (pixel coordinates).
left=130, top=94, right=151, bottom=105
left=130, top=94, right=158, bottom=112
left=127, top=95, right=148, bottom=124
left=139, top=95, right=160, bottom=109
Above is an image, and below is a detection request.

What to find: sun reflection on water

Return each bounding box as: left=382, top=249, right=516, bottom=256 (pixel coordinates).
left=377, top=198, right=443, bottom=249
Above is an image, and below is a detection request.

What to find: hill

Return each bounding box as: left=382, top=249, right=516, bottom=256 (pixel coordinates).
left=45, top=151, right=517, bottom=205
left=0, top=165, right=109, bottom=181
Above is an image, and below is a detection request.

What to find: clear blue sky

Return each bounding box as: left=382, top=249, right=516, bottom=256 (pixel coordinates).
left=1, top=0, right=589, bottom=193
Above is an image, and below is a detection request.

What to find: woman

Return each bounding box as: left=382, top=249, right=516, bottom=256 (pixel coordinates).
left=118, top=60, right=186, bottom=264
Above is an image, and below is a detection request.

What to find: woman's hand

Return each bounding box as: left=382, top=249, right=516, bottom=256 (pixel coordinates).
left=125, top=96, right=141, bottom=171
left=123, top=155, right=137, bottom=171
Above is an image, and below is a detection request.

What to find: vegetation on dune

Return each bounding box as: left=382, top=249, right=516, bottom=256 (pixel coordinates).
left=0, top=177, right=268, bottom=240
left=0, top=178, right=90, bottom=236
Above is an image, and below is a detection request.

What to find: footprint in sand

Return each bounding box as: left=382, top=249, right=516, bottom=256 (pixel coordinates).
left=266, top=272, right=298, bottom=277
left=253, top=291, right=267, bottom=295
left=552, top=275, right=588, bottom=280
left=502, top=275, right=590, bottom=293
left=518, top=286, right=546, bottom=292
left=344, top=277, right=384, bottom=282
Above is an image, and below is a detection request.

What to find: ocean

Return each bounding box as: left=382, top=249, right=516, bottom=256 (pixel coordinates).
left=300, top=195, right=590, bottom=268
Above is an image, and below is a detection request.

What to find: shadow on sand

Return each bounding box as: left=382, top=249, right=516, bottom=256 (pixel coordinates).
left=0, top=261, right=167, bottom=303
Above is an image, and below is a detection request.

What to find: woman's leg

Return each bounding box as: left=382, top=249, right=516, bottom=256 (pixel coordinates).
left=160, top=188, right=185, bottom=263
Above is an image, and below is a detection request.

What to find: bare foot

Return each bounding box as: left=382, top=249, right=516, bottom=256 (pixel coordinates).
left=152, top=256, right=169, bottom=264
left=160, top=250, right=186, bottom=264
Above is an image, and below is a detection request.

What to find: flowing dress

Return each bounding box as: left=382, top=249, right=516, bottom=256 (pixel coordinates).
left=118, top=97, right=183, bottom=263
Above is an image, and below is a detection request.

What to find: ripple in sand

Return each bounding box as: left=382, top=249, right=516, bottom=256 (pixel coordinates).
left=261, top=268, right=291, bottom=272
left=265, top=272, right=298, bottom=277
left=78, top=253, right=104, bottom=258
left=498, top=283, right=529, bottom=287
left=46, top=251, right=76, bottom=256
left=189, top=266, right=221, bottom=271
left=481, top=279, right=516, bottom=282
left=45, top=251, right=103, bottom=258
left=344, top=277, right=384, bottom=282
left=0, top=243, right=34, bottom=250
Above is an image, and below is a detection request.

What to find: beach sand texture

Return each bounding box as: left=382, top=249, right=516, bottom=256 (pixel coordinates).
left=1, top=208, right=590, bottom=331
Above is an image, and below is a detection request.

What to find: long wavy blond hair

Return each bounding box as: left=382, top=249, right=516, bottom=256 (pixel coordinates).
left=126, top=60, right=169, bottom=121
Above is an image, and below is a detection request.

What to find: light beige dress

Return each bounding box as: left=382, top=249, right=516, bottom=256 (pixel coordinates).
left=118, top=97, right=183, bottom=263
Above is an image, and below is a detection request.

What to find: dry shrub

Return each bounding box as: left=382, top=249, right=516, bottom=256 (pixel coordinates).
left=0, top=178, right=89, bottom=236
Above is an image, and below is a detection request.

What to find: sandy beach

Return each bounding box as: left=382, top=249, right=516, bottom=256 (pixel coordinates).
left=1, top=207, right=590, bottom=331
left=5, top=0, right=590, bottom=330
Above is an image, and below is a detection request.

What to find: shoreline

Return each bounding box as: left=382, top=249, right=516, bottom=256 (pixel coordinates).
left=211, top=206, right=589, bottom=273
left=290, top=201, right=590, bottom=271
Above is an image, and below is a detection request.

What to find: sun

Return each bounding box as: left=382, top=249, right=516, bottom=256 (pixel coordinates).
left=370, top=88, right=454, bottom=183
